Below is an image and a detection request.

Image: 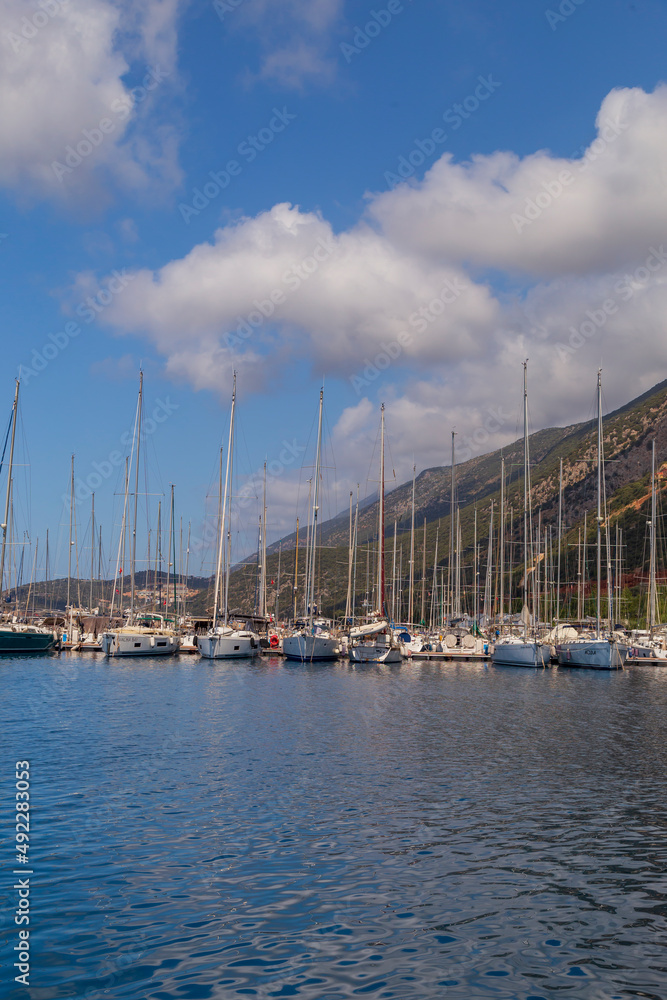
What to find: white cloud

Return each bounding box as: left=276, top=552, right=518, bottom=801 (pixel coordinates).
left=79, top=84, right=667, bottom=492
left=370, top=85, right=667, bottom=278
left=0, top=0, right=183, bottom=203
left=96, top=200, right=498, bottom=388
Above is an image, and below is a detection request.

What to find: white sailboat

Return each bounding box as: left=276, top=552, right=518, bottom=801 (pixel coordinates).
left=101, top=372, right=179, bottom=657
left=198, top=373, right=260, bottom=659
left=283, top=389, right=340, bottom=663
left=492, top=362, right=550, bottom=668
left=556, top=371, right=628, bottom=670
left=349, top=404, right=402, bottom=664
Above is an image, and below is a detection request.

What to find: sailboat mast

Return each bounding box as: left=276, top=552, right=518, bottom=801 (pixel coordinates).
left=345, top=491, right=353, bottom=620
left=261, top=461, right=267, bottom=618
left=450, top=432, right=457, bottom=618
left=596, top=370, right=602, bottom=640
left=523, top=361, right=529, bottom=640
left=557, top=458, right=563, bottom=621
left=223, top=382, right=236, bottom=628
left=130, top=371, right=143, bottom=623
left=431, top=526, right=439, bottom=628
left=171, top=485, right=177, bottom=618
left=184, top=521, right=191, bottom=621
left=409, top=463, right=415, bottom=624
left=68, top=454, right=74, bottom=613
left=577, top=526, right=582, bottom=620
left=378, top=403, right=386, bottom=616
left=303, top=478, right=312, bottom=617
left=391, top=519, right=397, bottom=622
left=421, top=517, right=427, bottom=625
left=649, top=439, right=657, bottom=632
left=352, top=485, right=359, bottom=623
left=484, top=501, right=494, bottom=620
left=120, top=457, right=129, bottom=617
left=0, top=380, right=19, bottom=604
left=45, top=528, right=49, bottom=611
left=293, top=518, right=299, bottom=621
left=306, top=389, right=324, bottom=626
left=166, top=483, right=173, bottom=620
left=473, top=508, right=478, bottom=623
left=213, top=372, right=236, bottom=628
left=499, top=456, right=505, bottom=629
left=90, top=493, right=95, bottom=611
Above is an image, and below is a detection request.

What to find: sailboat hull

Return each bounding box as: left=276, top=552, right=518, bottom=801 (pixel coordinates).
left=100, top=631, right=179, bottom=656
left=556, top=640, right=628, bottom=670
left=283, top=635, right=340, bottom=662
left=349, top=642, right=402, bottom=663
left=197, top=632, right=259, bottom=659
left=492, top=641, right=550, bottom=667
left=0, top=628, right=55, bottom=653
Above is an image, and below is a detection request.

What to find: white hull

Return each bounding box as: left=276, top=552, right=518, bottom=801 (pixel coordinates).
left=628, top=642, right=667, bottom=660
left=282, top=634, right=340, bottom=662
left=556, top=639, right=628, bottom=670
left=349, top=642, right=402, bottom=664
left=197, top=631, right=259, bottom=659
left=100, top=630, right=179, bottom=656
left=492, top=640, right=550, bottom=668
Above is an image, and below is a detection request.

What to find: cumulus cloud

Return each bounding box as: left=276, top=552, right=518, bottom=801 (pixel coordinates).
left=95, top=201, right=498, bottom=392
left=370, top=85, right=667, bottom=278
left=0, top=0, right=184, bottom=203
left=81, top=84, right=667, bottom=487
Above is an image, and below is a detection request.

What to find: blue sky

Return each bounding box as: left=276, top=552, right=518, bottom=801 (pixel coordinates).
left=2, top=0, right=667, bottom=582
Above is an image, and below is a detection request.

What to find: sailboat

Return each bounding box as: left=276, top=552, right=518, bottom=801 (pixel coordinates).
left=492, top=362, right=550, bottom=668
left=283, top=389, right=341, bottom=662
left=0, top=381, right=55, bottom=653
left=628, top=441, right=667, bottom=659
left=556, top=371, right=628, bottom=669
left=197, top=374, right=260, bottom=659
left=349, top=404, right=402, bottom=664
left=100, top=372, right=180, bottom=656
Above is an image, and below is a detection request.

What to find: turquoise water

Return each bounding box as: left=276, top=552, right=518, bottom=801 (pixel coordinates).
left=2, top=655, right=667, bottom=999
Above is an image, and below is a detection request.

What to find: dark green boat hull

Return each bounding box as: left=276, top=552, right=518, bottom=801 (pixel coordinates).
left=0, top=629, right=55, bottom=653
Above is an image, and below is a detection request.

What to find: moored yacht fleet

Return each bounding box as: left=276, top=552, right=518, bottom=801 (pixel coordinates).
left=0, top=367, right=666, bottom=669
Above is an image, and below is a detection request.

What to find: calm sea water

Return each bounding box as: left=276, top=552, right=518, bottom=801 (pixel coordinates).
left=2, top=655, right=667, bottom=1000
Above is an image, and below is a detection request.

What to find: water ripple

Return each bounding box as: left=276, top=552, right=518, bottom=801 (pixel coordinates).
left=1, top=658, right=666, bottom=998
